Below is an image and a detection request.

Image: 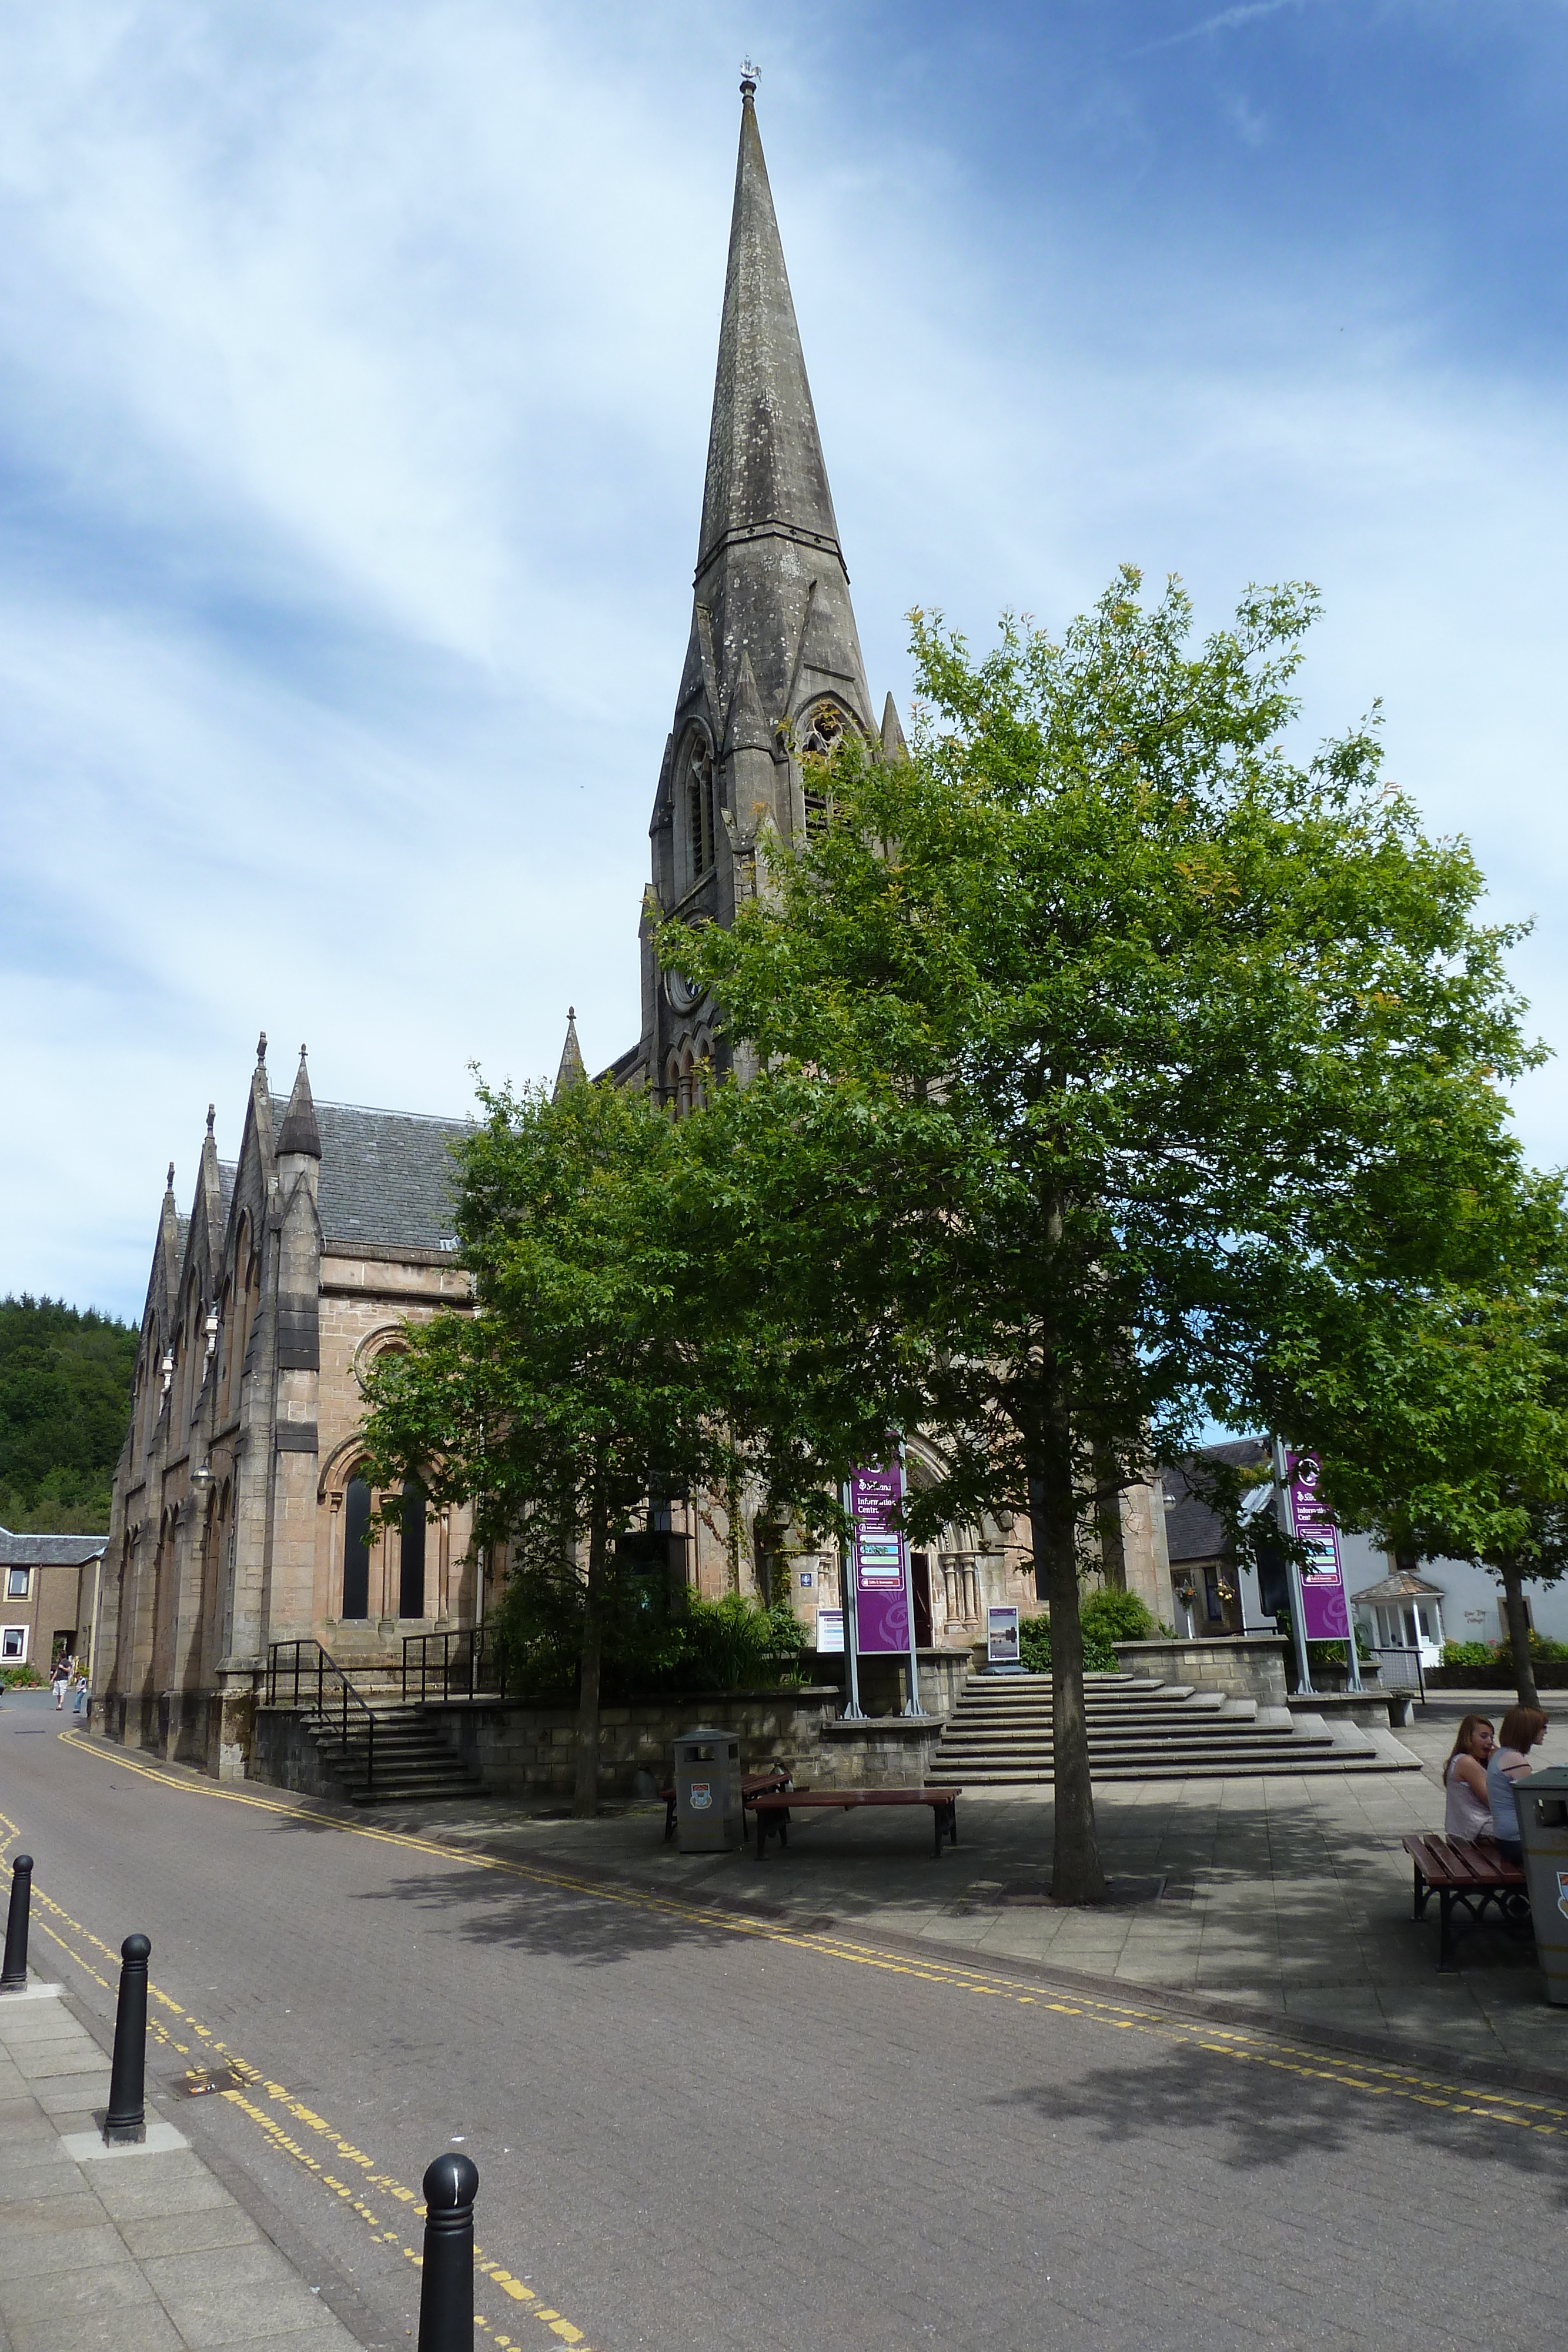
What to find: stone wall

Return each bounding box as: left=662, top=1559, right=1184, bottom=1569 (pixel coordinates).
left=1114, top=1635, right=1289, bottom=1706
left=252, top=1703, right=340, bottom=1798
left=420, top=1686, right=945, bottom=1799
left=804, top=1647, right=973, bottom=1722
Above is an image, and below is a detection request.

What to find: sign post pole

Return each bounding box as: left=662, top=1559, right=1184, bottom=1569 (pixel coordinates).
left=1272, top=1436, right=1315, bottom=1698
left=839, top=1481, right=865, bottom=1720
left=897, top=1444, right=921, bottom=1718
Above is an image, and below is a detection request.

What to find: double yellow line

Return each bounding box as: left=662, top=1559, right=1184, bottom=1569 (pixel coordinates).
left=8, top=1719, right=1566, bottom=2351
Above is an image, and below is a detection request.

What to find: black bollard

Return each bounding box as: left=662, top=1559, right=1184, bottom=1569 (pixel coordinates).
left=103, top=1933, right=151, bottom=2144
left=1, top=1855, right=32, bottom=1992
left=418, top=2150, right=479, bottom=2352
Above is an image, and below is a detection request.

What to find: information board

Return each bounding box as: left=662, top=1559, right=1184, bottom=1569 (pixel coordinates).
left=848, top=1461, right=914, bottom=1654
left=987, top=1605, right=1021, bottom=1669
left=1284, top=1451, right=1350, bottom=1639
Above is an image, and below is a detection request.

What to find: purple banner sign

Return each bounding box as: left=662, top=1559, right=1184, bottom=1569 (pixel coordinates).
left=848, top=1461, right=912, bottom=1654
left=1285, top=1452, right=1350, bottom=1639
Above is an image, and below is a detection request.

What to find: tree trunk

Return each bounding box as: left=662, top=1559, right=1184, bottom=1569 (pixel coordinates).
left=1497, top=1557, right=1539, bottom=1710
left=1029, top=1436, right=1106, bottom=1906
left=573, top=1481, right=610, bottom=1819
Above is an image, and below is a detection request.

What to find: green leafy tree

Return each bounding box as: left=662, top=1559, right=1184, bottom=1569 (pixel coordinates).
left=0, top=1296, right=138, bottom=1532
left=667, top=572, right=1538, bottom=1902
left=360, top=1078, right=768, bottom=1817
left=1301, top=1256, right=1568, bottom=1709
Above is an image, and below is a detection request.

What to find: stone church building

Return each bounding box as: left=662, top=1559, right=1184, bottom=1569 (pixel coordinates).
left=98, top=76, right=1173, bottom=1776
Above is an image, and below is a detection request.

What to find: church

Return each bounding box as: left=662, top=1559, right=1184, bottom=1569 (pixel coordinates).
left=96, top=76, right=1174, bottom=1779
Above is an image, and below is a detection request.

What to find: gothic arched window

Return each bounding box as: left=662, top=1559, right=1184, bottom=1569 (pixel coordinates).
left=686, top=736, right=716, bottom=883
left=799, top=702, right=846, bottom=836
left=400, top=1477, right=427, bottom=1620
left=343, top=1475, right=372, bottom=1620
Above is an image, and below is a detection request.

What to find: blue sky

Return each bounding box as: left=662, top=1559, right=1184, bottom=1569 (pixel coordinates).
left=2, top=1, right=1565, bottom=1323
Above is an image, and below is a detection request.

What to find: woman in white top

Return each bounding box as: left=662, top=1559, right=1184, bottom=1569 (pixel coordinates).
left=1442, top=1715, right=1495, bottom=1840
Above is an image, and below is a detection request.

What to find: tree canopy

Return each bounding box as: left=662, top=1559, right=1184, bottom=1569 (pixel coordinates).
left=666, top=571, right=1543, bottom=1899
left=0, top=1295, right=138, bottom=1532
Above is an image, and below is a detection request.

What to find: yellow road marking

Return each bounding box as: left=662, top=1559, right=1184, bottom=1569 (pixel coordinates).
left=39, top=1728, right=1568, bottom=2139
left=1, top=1795, right=594, bottom=2349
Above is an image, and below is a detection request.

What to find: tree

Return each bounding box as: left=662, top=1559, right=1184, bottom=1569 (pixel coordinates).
left=0, top=1295, right=138, bottom=1533
left=667, top=571, right=1540, bottom=1902
left=360, top=1078, right=762, bottom=1818
left=1296, top=1242, right=1568, bottom=1709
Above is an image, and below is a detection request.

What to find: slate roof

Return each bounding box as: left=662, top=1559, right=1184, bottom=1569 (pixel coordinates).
left=0, top=1528, right=108, bottom=1566
left=1159, top=1438, right=1271, bottom=1565
left=271, top=1096, right=471, bottom=1252
left=1350, top=1568, right=1444, bottom=1604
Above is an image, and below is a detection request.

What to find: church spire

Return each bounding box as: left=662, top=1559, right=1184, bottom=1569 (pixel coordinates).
left=697, top=74, right=843, bottom=584
left=276, top=1045, right=322, bottom=1160
left=553, top=1008, right=587, bottom=1098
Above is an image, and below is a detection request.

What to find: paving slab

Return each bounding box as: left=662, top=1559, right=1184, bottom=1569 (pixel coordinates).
left=0, top=1984, right=361, bottom=2352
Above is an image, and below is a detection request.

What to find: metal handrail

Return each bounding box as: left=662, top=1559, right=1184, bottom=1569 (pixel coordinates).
left=266, top=1638, right=377, bottom=1794
left=1370, top=1643, right=1427, bottom=1700
left=402, top=1626, right=508, bottom=1705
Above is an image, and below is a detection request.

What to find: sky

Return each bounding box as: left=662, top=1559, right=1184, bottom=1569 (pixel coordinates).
left=2, top=0, right=1566, bottom=1324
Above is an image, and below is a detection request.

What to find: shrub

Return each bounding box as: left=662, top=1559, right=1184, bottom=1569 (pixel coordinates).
left=1081, top=1589, right=1155, bottom=1644
left=1016, top=1612, right=1119, bottom=1673
left=1018, top=1615, right=1052, bottom=1672
left=0, top=1663, right=46, bottom=1689
left=679, top=1592, right=807, bottom=1689
left=1441, top=1640, right=1495, bottom=1669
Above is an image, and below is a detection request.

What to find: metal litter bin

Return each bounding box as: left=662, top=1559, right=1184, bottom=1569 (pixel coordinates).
left=1513, top=1765, right=1568, bottom=2006
left=672, top=1727, right=743, bottom=1853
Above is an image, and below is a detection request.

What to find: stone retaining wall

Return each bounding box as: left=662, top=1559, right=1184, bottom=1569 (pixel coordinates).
left=1114, top=1635, right=1289, bottom=1706
left=421, top=1686, right=947, bottom=1798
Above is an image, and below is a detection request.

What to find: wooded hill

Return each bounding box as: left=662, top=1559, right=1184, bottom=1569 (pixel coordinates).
left=0, top=1295, right=137, bottom=1533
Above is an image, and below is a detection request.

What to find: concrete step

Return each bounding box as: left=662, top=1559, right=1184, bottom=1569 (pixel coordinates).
left=935, top=1753, right=1421, bottom=1782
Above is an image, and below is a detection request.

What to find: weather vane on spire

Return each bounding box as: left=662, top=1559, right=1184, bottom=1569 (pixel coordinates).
left=740, top=58, right=759, bottom=97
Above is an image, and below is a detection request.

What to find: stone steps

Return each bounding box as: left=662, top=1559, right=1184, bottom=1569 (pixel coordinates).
left=931, top=1669, right=1419, bottom=1783
left=298, top=1703, right=483, bottom=1807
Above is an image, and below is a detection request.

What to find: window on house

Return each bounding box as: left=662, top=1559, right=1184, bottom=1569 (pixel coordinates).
left=1203, top=1568, right=1225, bottom=1623
left=1, top=1627, right=26, bottom=1662
left=6, top=1567, right=29, bottom=1599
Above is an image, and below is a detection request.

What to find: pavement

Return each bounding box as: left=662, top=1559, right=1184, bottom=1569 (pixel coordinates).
left=0, top=1976, right=359, bottom=2352
left=3, top=1682, right=1567, bottom=2351
left=357, top=1685, right=1568, bottom=2083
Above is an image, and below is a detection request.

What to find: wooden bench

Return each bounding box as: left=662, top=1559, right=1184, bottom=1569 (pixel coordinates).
left=748, top=1786, right=962, bottom=1861
left=1401, top=1832, right=1531, bottom=1971
left=660, top=1764, right=793, bottom=1845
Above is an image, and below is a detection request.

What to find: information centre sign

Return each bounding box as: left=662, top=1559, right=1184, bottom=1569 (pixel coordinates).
left=1283, top=1451, right=1350, bottom=1641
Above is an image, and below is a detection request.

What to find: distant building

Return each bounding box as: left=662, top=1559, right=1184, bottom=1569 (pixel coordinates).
left=1, top=1529, right=106, bottom=1676
left=1159, top=1440, right=1269, bottom=1635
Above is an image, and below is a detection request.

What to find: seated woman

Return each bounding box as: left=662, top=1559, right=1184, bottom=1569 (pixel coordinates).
left=1442, top=1714, right=1495, bottom=1840
left=1486, top=1704, right=1549, bottom=1863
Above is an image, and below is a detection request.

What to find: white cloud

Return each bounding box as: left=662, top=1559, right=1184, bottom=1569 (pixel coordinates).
left=0, top=0, right=1564, bottom=1320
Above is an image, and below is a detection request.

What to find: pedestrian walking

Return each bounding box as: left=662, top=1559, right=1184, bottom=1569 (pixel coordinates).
left=51, top=1659, right=68, bottom=1710
left=72, top=1669, right=89, bottom=1716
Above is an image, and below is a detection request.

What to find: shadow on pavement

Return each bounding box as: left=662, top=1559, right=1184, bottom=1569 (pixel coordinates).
left=989, top=2039, right=1568, bottom=2195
